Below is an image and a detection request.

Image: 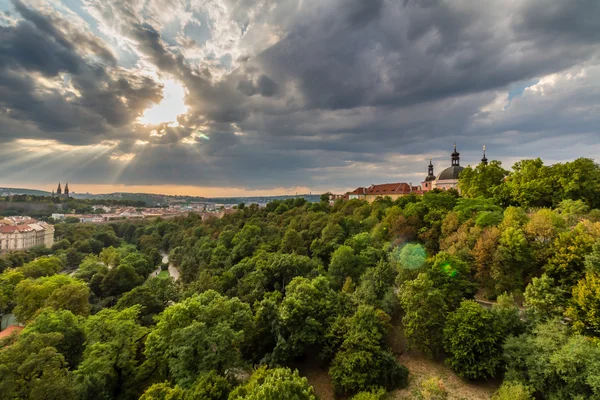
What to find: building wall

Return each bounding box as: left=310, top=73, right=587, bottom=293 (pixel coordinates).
left=432, top=179, right=459, bottom=191
left=364, top=193, right=411, bottom=203
left=0, top=223, right=54, bottom=254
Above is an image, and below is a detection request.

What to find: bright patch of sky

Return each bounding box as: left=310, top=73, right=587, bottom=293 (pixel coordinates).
left=507, top=79, right=540, bottom=103
left=139, top=79, right=188, bottom=126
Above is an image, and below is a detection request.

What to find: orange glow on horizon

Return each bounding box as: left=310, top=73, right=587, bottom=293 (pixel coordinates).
left=2, top=184, right=336, bottom=198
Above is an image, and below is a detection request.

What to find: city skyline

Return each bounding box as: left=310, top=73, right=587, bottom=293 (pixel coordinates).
left=1, top=0, right=599, bottom=196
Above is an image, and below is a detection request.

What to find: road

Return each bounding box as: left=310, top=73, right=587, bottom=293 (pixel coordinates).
left=161, top=251, right=180, bottom=281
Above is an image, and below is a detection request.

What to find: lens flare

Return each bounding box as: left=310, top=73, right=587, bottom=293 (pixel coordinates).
left=391, top=243, right=426, bottom=270
left=440, top=261, right=458, bottom=277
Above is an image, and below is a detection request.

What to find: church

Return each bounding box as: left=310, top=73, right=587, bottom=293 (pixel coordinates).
left=338, top=144, right=488, bottom=202
left=421, top=144, right=488, bottom=192
left=52, top=183, right=70, bottom=198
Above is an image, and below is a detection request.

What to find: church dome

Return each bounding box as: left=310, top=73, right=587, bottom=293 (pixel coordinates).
left=424, top=175, right=436, bottom=182
left=437, top=165, right=464, bottom=181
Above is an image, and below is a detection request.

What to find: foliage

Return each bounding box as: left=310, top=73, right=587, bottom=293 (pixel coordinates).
left=0, top=332, right=77, bottom=400
left=75, top=306, right=148, bottom=400
left=503, top=319, right=600, bottom=399
left=491, top=381, right=534, bottom=400
left=399, top=273, right=447, bottom=357
left=146, top=290, right=253, bottom=386
left=443, top=300, right=503, bottom=380
left=413, top=377, right=448, bottom=400
left=524, top=274, right=565, bottom=322
left=459, top=160, right=508, bottom=199
left=349, top=387, right=386, bottom=400
left=13, top=274, right=90, bottom=322
left=273, top=276, right=338, bottom=361
left=21, top=309, right=85, bottom=369
left=228, top=367, right=316, bottom=400
left=329, top=306, right=409, bottom=395
left=565, top=270, right=600, bottom=337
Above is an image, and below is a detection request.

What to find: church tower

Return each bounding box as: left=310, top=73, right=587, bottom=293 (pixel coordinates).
left=64, top=183, right=69, bottom=198
left=481, top=145, right=488, bottom=166
left=421, top=158, right=436, bottom=192
left=56, top=183, right=62, bottom=196
left=451, top=143, right=460, bottom=166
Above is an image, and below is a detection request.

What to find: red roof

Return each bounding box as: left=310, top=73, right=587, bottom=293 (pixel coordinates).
left=0, top=225, right=33, bottom=233
left=366, top=183, right=412, bottom=195
left=0, top=325, right=23, bottom=339
left=347, top=187, right=367, bottom=195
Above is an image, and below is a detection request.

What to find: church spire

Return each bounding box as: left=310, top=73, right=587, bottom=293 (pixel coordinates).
left=425, top=157, right=435, bottom=182
left=451, top=143, right=460, bottom=166
left=56, top=183, right=62, bottom=196
left=64, top=183, right=69, bottom=198
left=481, top=145, right=488, bottom=165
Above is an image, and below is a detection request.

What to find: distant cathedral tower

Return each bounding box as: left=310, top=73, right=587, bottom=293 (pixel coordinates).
left=481, top=145, right=488, bottom=166
left=56, top=183, right=62, bottom=196
left=64, top=183, right=69, bottom=198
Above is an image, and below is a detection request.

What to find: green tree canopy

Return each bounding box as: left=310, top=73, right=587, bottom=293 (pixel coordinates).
left=145, top=290, right=254, bottom=386
left=228, top=367, right=316, bottom=400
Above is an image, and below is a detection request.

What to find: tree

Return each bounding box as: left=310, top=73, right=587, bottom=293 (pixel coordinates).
left=459, top=160, right=508, bottom=199
left=350, top=387, right=386, bottom=400
left=145, top=290, right=253, bottom=386
left=428, top=253, right=477, bottom=310
left=354, top=260, right=397, bottom=315
left=0, top=269, right=25, bottom=314
left=229, top=367, right=316, bottom=400
left=100, top=263, right=144, bottom=298
left=523, top=274, right=565, bottom=322
left=75, top=255, right=109, bottom=282
left=504, top=158, right=555, bottom=208
left=503, top=319, right=600, bottom=399
left=523, top=209, right=565, bottom=270
left=21, top=309, right=85, bottom=369
left=443, top=300, right=503, bottom=380
left=13, top=275, right=90, bottom=322
left=273, top=276, right=338, bottom=361
left=231, top=225, right=262, bottom=262
left=328, top=245, right=362, bottom=289
left=99, top=246, right=121, bottom=268
left=565, top=270, right=600, bottom=337
left=492, top=382, right=533, bottom=400
left=544, top=222, right=597, bottom=289
left=0, top=332, right=77, bottom=400
left=329, top=306, right=409, bottom=396
left=75, top=306, right=148, bottom=400
left=491, top=227, right=531, bottom=295
left=19, top=255, right=63, bottom=278
left=140, top=372, right=230, bottom=400
left=399, top=273, right=447, bottom=357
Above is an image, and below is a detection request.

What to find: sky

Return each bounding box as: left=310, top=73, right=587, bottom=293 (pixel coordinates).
left=1, top=0, right=599, bottom=196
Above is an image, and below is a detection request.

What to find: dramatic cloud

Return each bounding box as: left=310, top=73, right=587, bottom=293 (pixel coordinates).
left=1, top=0, right=599, bottom=194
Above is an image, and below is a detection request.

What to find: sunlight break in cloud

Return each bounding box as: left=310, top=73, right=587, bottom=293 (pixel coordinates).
left=139, top=79, right=188, bottom=126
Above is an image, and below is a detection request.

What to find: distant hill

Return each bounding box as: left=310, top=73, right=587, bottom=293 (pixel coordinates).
left=0, top=187, right=52, bottom=197
left=0, top=188, right=321, bottom=206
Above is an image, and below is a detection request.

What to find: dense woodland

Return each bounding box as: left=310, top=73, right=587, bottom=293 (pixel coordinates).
left=1, top=157, right=600, bottom=399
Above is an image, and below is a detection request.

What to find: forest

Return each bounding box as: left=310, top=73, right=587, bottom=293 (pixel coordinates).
left=1, top=157, right=600, bottom=399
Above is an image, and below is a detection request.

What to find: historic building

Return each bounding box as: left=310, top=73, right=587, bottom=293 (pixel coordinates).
left=54, top=183, right=70, bottom=198
left=338, top=144, right=486, bottom=201
left=0, top=217, right=54, bottom=253
left=421, top=144, right=487, bottom=192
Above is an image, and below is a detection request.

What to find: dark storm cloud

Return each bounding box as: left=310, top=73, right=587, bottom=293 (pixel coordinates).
left=2, top=0, right=600, bottom=191
left=0, top=0, right=162, bottom=144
